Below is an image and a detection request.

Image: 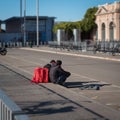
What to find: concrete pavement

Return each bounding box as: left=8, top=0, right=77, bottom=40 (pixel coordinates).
left=0, top=46, right=120, bottom=120
left=20, top=46, right=120, bottom=62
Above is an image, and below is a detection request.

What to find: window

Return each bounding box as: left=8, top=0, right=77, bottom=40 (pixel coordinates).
left=109, top=22, right=114, bottom=41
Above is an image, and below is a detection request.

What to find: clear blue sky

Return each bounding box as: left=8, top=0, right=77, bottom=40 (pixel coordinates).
left=0, top=0, right=119, bottom=22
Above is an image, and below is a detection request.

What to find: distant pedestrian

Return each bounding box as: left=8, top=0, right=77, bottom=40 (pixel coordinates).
left=49, top=60, right=71, bottom=85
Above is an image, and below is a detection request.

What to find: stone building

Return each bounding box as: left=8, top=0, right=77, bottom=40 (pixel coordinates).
left=95, top=1, right=120, bottom=42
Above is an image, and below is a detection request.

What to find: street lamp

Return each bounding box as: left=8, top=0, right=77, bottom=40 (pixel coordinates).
left=23, top=0, right=26, bottom=46
left=36, top=0, right=39, bottom=47
left=119, top=15, right=120, bottom=41
left=20, top=0, right=23, bottom=45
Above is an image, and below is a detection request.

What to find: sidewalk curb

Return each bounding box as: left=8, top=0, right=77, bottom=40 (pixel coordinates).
left=20, top=47, right=120, bottom=62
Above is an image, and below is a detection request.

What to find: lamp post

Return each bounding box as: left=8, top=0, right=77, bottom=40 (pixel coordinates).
left=119, top=15, right=120, bottom=41
left=20, top=0, right=22, bottom=17
left=36, top=0, right=39, bottom=47
left=23, top=0, right=26, bottom=46
left=20, top=0, right=22, bottom=46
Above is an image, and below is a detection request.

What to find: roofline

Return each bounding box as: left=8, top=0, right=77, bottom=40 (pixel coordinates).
left=2, top=16, right=56, bottom=23
left=0, top=20, right=2, bottom=23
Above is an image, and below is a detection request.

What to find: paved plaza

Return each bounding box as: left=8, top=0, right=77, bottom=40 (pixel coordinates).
left=0, top=47, right=120, bottom=120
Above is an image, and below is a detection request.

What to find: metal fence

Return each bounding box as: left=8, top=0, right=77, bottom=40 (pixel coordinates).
left=0, top=89, right=30, bottom=120
left=0, top=41, right=120, bottom=54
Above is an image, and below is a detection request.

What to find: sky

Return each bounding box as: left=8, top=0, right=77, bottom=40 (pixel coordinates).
left=0, top=0, right=119, bottom=22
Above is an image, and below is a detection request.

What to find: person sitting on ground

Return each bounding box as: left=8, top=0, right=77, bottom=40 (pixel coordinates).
left=49, top=60, right=71, bottom=85
left=43, top=60, right=56, bottom=71
left=43, top=60, right=56, bottom=82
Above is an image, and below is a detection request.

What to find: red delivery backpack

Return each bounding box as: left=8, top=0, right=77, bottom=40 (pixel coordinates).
left=31, top=67, right=49, bottom=83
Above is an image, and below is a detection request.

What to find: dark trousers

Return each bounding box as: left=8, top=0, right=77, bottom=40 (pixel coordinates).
left=56, top=72, right=71, bottom=84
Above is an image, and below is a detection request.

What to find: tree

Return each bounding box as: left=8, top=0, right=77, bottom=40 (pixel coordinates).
left=53, top=22, right=66, bottom=33
left=53, top=21, right=82, bottom=40
left=81, top=7, right=98, bottom=32
left=53, top=7, right=98, bottom=41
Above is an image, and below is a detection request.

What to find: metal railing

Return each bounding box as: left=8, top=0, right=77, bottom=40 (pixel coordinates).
left=0, top=89, right=30, bottom=120
left=0, top=41, right=120, bottom=55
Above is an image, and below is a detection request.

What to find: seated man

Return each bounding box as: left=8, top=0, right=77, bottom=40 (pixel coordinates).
left=43, top=60, right=56, bottom=82
left=43, top=60, right=56, bottom=71
left=49, top=60, right=71, bottom=85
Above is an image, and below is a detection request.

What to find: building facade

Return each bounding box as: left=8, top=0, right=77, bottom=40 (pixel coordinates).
left=0, top=16, right=55, bottom=44
left=0, top=20, right=1, bottom=32
left=95, top=1, right=120, bottom=42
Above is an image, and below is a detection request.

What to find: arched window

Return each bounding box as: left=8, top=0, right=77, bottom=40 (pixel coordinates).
left=109, top=22, right=114, bottom=41
left=101, top=23, right=105, bottom=41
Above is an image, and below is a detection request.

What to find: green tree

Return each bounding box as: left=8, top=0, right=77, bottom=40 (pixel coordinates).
left=53, top=22, right=66, bottom=33
left=53, top=7, right=98, bottom=40
left=81, top=7, right=98, bottom=32
left=53, top=22, right=81, bottom=40
left=64, top=22, right=80, bottom=40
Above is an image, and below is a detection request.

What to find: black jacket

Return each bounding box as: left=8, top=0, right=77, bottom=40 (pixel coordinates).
left=49, top=65, right=70, bottom=83
left=43, top=64, right=51, bottom=71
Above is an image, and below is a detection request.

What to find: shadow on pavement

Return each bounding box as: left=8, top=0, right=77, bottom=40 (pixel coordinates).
left=20, top=100, right=76, bottom=115
left=64, top=81, right=111, bottom=90
left=64, top=81, right=98, bottom=88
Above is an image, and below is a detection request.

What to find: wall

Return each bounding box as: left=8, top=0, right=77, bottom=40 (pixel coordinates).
left=95, top=1, right=120, bottom=41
